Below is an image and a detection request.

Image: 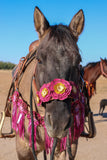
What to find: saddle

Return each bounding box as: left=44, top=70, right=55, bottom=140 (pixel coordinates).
left=0, top=47, right=37, bottom=138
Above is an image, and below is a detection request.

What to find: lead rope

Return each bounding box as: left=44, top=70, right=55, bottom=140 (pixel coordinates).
left=50, top=138, right=57, bottom=160
left=43, top=150, right=47, bottom=160
left=31, top=74, right=58, bottom=160
left=30, top=76, right=38, bottom=160
left=67, top=131, right=73, bottom=160
left=30, top=76, right=47, bottom=160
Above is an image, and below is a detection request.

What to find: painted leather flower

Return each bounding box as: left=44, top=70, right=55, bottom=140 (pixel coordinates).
left=38, top=83, right=51, bottom=103
left=50, top=79, right=72, bottom=100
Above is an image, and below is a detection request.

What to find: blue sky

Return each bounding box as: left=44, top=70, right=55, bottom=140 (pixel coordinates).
left=0, top=0, right=107, bottom=66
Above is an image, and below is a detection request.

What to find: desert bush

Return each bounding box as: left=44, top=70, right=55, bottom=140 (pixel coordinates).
left=0, top=61, right=15, bottom=70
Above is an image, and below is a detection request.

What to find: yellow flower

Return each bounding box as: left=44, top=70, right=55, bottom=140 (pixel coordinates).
left=41, top=88, right=48, bottom=97
left=54, top=83, right=66, bottom=94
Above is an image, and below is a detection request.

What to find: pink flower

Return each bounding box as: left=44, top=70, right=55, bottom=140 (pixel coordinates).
left=71, top=100, right=85, bottom=140
left=50, top=79, right=72, bottom=100
left=38, top=83, right=51, bottom=102
left=36, top=79, right=73, bottom=105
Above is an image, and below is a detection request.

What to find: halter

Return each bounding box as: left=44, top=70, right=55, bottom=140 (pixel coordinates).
left=100, top=60, right=107, bottom=78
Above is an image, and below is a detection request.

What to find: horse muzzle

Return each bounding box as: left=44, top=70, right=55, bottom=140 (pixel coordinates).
left=45, top=100, right=72, bottom=138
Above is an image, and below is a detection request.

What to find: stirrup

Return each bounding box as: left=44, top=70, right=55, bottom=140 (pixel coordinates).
left=0, top=111, right=15, bottom=138
left=80, top=131, right=90, bottom=138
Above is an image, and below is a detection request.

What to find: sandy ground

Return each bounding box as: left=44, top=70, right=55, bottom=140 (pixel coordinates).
left=0, top=70, right=107, bottom=160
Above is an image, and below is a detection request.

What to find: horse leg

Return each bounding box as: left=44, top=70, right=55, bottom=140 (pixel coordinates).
left=99, top=105, right=102, bottom=115
left=100, top=105, right=104, bottom=115
left=16, top=134, right=35, bottom=160
left=102, top=105, right=105, bottom=114
left=54, top=150, right=66, bottom=160
left=100, top=106, right=103, bottom=115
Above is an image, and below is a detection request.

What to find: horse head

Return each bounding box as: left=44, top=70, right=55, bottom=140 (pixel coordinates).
left=34, top=7, right=84, bottom=139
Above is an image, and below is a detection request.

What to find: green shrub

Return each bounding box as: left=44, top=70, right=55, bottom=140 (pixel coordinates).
left=0, top=61, right=16, bottom=70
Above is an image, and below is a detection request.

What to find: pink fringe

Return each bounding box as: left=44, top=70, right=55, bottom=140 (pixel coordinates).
left=12, top=91, right=19, bottom=131
left=17, top=99, right=28, bottom=139
left=44, top=127, right=53, bottom=154
left=12, top=91, right=28, bottom=138
left=12, top=90, right=85, bottom=154
left=60, top=128, right=72, bottom=152
left=71, top=100, right=85, bottom=141
left=60, top=137, right=67, bottom=152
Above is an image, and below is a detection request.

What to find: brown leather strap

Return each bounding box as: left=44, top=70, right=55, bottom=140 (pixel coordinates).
left=13, top=57, right=27, bottom=90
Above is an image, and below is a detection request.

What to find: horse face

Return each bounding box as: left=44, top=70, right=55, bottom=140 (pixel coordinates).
left=34, top=7, right=84, bottom=138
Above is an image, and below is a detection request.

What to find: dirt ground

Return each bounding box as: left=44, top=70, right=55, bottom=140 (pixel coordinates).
left=0, top=70, right=107, bottom=160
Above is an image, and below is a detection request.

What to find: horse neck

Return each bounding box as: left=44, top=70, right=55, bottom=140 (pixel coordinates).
left=83, top=62, right=101, bottom=84
left=19, top=58, right=45, bottom=117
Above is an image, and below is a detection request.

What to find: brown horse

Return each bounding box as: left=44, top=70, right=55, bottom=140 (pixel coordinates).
left=16, top=6, right=86, bottom=160
left=83, top=58, right=107, bottom=98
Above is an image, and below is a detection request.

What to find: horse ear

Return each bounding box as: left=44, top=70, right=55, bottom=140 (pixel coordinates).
left=69, top=9, right=85, bottom=40
left=34, top=7, right=50, bottom=38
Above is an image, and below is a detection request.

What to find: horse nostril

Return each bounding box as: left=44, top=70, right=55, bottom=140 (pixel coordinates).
left=48, top=115, right=52, bottom=127
left=64, top=118, right=71, bottom=131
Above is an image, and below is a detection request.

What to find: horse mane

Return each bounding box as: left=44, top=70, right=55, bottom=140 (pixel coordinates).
left=84, top=61, right=100, bottom=68
left=84, top=58, right=107, bottom=69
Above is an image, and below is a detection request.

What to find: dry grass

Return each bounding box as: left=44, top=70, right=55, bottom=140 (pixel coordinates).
left=0, top=70, right=107, bottom=160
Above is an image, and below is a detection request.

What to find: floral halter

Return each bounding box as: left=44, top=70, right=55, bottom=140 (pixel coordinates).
left=36, top=79, right=72, bottom=105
